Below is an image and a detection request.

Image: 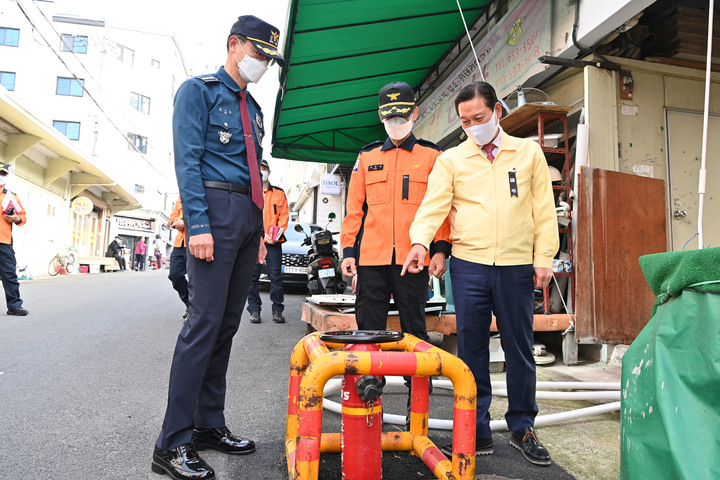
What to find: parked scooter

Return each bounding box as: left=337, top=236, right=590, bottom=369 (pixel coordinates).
left=295, top=213, right=347, bottom=295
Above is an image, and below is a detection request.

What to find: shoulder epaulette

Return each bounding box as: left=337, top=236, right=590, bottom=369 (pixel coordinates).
left=196, top=75, right=219, bottom=83
left=271, top=185, right=284, bottom=192
left=416, top=138, right=442, bottom=151
left=360, top=140, right=384, bottom=152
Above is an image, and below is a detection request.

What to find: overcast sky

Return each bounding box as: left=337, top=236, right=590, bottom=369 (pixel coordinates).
left=61, top=0, right=292, bottom=157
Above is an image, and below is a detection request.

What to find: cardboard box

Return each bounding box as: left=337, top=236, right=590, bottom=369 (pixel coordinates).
left=89, top=265, right=100, bottom=274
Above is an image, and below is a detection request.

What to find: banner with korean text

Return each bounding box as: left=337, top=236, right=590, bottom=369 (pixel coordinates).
left=414, top=1, right=550, bottom=142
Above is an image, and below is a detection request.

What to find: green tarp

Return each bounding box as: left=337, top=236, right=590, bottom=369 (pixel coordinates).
left=272, top=0, right=492, bottom=164
left=620, top=248, right=720, bottom=479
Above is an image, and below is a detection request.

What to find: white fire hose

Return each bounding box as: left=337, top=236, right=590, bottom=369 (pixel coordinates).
left=322, top=376, right=621, bottom=431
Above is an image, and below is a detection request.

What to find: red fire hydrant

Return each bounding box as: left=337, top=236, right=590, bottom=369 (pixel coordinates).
left=341, top=343, right=385, bottom=480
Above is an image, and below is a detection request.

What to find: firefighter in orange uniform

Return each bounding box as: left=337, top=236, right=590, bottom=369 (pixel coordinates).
left=0, top=162, right=28, bottom=316
left=247, top=159, right=289, bottom=324
left=341, top=81, right=451, bottom=340
left=168, top=196, right=189, bottom=318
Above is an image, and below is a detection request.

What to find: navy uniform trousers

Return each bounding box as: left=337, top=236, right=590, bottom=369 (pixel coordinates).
left=450, top=256, right=538, bottom=439
left=157, top=188, right=262, bottom=450
left=0, top=242, right=22, bottom=309
left=168, top=244, right=189, bottom=307
left=247, top=242, right=283, bottom=314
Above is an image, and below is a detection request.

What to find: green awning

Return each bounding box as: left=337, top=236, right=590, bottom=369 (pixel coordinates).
left=272, top=0, right=493, bottom=164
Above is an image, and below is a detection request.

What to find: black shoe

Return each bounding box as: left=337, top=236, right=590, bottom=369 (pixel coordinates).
left=510, top=427, right=551, bottom=466
left=151, top=444, right=215, bottom=479
left=7, top=308, right=28, bottom=316
left=440, top=436, right=493, bottom=457
left=249, top=311, right=261, bottom=323
left=272, top=311, right=285, bottom=323
left=192, top=426, right=256, bottom=455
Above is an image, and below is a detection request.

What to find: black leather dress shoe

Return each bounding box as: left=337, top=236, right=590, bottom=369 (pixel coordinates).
left=510, top=427, right=551, bottom=466
left=7, top=308, right=28, bottom=316
left=192, top=427, right=256, bottom=455
left=151, top=444, right=215, bottom=479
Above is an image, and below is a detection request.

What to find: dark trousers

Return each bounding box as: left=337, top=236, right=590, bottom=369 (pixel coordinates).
left=247, top=242, right=284, bottom=313
left=355, top=264, right=430, bottom=341
left=0, top=242, right=22, bottom=309
left=168, top=245, right=189, bottom=306
left=110, top=253, right=126, bottom=270
left=157, top=188, right=262, bottom=450
left=450, top=257, right=537, bottom=439
left=135, top=253, right=145, bottom=270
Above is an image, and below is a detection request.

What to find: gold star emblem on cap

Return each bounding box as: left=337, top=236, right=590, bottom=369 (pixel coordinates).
left=271, top=31, right=279, bottom=44
left=387, top=93, right=400, bottom=101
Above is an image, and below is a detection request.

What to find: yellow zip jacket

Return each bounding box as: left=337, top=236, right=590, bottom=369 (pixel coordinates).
left=409, top=131, right=558, bottom=268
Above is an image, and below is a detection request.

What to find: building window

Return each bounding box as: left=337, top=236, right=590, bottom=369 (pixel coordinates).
left=0, top=71, right=16, bottom=91
left=128, top=133, right=148, bottom=154
left=56, top=77, right=84, bottom=96
left=130, top=92, right=150, bottom=114
left=117, top=44, right=134, bottom=66
left=53, top=120, right=80, bottom=140
left=0, top=27, right=20, bottom=47
left=151, top=58, right=160, bottom=69
left=60, top=34, right=87, bottom=53
left=134, top=184, right=145, bottom=194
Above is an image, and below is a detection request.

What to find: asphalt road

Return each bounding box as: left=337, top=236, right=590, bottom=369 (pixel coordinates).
left=0, top=270, right=576, bottom=480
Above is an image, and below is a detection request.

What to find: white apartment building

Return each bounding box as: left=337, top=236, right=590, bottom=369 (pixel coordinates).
left=0, top=0, right=187, bottom=273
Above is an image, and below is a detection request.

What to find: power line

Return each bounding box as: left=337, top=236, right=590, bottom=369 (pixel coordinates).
left=13, top=0, right=170, bottom=179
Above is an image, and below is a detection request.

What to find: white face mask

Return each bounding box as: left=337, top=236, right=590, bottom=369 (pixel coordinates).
left=383, top=116, right=413, bottom=141
left=235, top=46, right=268, bottom=84
left=261, top=171, right=269, bottom=183
left=463, top=110, right=499, bottom=146
left=0, top=175, right=8, bottom=186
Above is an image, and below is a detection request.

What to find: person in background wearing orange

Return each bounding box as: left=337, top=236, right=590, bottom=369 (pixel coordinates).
left=0, top=162, right=28, bottom=316
left=168, top=196, right=189, bottom=319
left=247, top=159, right=289, bottom=324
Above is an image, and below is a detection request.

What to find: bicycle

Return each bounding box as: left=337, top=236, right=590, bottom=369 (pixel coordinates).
left=48, top=246, right=77, bottom=276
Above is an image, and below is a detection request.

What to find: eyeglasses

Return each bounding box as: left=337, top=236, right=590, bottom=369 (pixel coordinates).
left=242, top=41, right=275, bottom=66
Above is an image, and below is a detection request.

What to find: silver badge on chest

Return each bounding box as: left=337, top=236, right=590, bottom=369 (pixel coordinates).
left=255, top=113, right=263, bottom=130
left=218, top=130, right=232, bottom=144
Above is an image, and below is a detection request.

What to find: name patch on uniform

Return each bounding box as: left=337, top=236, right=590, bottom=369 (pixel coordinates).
left=197, top=75, right=219, bottom=83
left=368, top=164, right=384, bottom=171
left=509, top=169, right=518, bottom=197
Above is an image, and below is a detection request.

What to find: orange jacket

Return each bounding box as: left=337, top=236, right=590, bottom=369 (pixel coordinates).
left=341, top=135, right=451, bottom=266
left=169, top=197, right=185, bottom=248
left=263, top=185, right=289, bottom=243
left=0, top=189, right=26, bottom=245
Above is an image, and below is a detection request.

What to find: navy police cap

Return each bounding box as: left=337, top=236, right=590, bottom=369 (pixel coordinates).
left=378, top=81, right=416, bottom=119
left=231, top=15, right=286, bottom=67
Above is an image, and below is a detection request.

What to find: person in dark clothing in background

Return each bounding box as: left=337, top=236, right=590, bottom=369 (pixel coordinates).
left=106, top=236, right=127, bottom=271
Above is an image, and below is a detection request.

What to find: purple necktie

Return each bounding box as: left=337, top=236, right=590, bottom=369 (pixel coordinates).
left=238, top=90, right=264, bottom=210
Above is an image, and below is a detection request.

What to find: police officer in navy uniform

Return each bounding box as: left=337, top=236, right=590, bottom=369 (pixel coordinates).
left=153, top=15, right=286, bottom=480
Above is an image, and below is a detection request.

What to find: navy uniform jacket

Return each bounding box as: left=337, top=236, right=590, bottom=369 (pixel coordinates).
left=173, top=67, right=264, bottom=237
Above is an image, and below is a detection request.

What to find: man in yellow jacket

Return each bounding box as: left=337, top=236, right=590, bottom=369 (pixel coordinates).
left=0, top=162, right=28, bottom=316
left=247, top=159, right=289, bottom=324
left=403, top=81, right=558, bottom=466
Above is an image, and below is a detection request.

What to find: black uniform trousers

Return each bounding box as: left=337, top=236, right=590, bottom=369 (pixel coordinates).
left=450, top=257, right=538, bottom=439
left=355, top=264, right=430, bottom=342
left=157, top=188, right=262, bottom=450
left=168, top=244, right=189, bottom=306
left=0, top=242, right=22, bottom=309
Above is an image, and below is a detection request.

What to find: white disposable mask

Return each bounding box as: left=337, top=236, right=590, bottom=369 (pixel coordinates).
left=235, top=47, right=268, bottom=84
left=463, top=110, right=499, bottom=146
left=261, top=171, right=269, bottom=183
left=383, top=116, right=413, bottom=141
left=0, top=175, right=7, bottom=186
